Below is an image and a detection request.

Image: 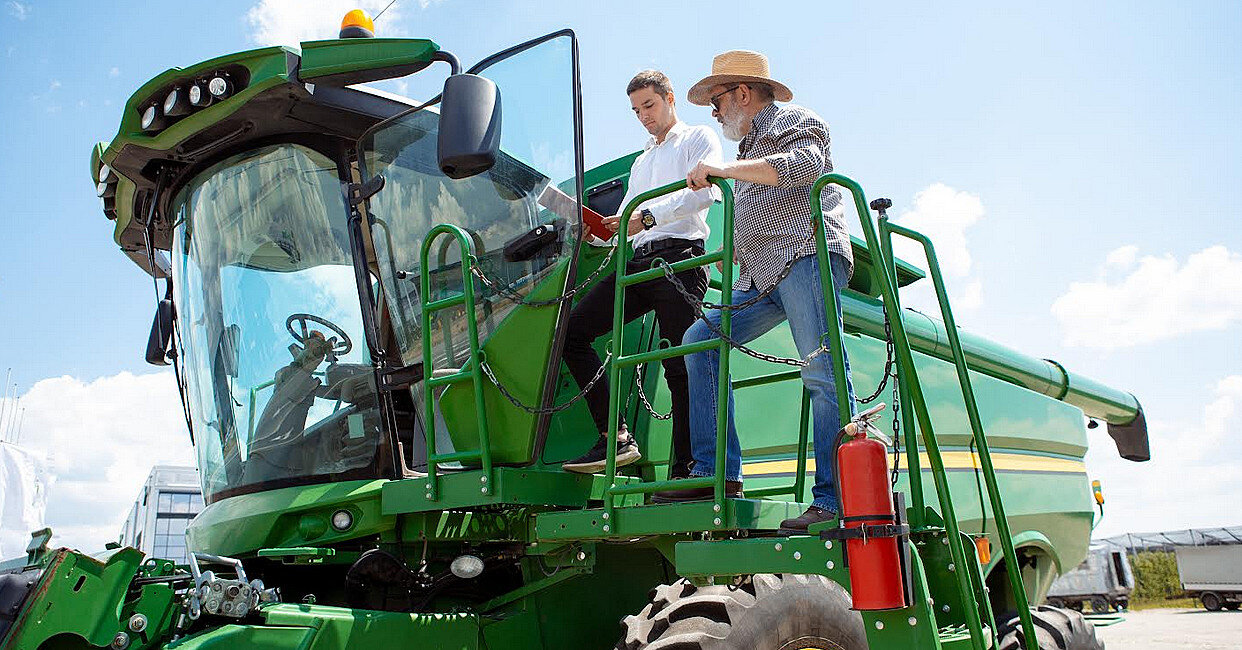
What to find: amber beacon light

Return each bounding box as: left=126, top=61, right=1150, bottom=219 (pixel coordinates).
left=340, top=9, right=376, bottom=38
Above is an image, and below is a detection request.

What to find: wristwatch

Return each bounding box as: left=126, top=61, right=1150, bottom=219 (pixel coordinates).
left=640, top=208, right=656, bottom=230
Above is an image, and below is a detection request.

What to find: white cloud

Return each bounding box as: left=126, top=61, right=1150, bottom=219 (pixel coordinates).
left=1051, top=245, right=1242, bottom=350
left=1088, top=375, right=1242, bottom=537
left=6, top=1, right=29, bottom=20
left=245, top=0, right=414, bottom=46
left=109, top=66, right=120, bottom=78
left=7, top=372, right=193, bottom=552
left=890, top=183, right=986, bottom=316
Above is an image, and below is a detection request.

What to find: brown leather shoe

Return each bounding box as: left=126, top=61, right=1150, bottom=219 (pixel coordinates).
left=651, top=480, right=743, bottom=503
left=778, top=506, right=838, bottom=534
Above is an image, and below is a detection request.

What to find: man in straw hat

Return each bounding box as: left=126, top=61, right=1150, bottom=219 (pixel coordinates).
left=652, top=50, right=856, bottom=534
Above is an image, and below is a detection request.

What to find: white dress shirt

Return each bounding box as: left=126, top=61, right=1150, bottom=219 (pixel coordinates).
left=616, top=121, right=723, bottom=250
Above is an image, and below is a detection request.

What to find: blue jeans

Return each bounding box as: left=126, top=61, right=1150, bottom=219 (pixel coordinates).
left=685, top=253, right=855, bottom=512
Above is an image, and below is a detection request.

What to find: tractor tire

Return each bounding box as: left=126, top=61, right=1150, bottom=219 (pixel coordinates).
left=1223, top=602, right=1240, bottom=611
left=1201, top=592, right=1222, bottom=611
left=997, top=606, right=1104, bottom=650
left=1089, top=598, right=1110, bottom=614
left=616, top=574, right=867, bottom=650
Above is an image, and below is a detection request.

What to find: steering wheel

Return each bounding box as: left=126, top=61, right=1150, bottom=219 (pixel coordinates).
left=286, top=313, right=352, bottom=356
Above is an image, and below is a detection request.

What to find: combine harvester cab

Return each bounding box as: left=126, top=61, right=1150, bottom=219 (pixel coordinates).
left=2, top=13, right=1150, bottom=650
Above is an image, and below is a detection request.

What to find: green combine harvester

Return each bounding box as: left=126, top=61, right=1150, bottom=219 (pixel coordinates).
left=0, top=14, right=1150, bottom=650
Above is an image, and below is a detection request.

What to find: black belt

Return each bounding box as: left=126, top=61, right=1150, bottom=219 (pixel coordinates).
left=632, top=237, right=704, bottom=259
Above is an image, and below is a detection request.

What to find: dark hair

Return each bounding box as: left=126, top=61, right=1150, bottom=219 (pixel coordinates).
left=744, top=82, right=775, bottom=102
left=627, top=70, right=674, bottom=99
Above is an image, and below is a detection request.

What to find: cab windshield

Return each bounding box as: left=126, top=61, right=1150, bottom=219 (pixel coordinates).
left=170, top=144, right=382, bottom=502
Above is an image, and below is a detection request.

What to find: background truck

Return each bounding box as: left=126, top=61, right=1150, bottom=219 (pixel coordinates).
left=1045, top=543, right=1134, bottom=613
left=1175, top=545, right=1242, bottom=611
left=0, top=13, right=1150, bottom=650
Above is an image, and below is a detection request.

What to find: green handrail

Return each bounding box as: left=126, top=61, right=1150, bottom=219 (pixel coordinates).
left=877, top=217, right=926, bottom=521
left=601, top=177, right=734, bottom=527
left=419, top=223, right=494, bottom=500
left=883, top=220, right=1037, bottom=650
left=813, top=173, right=991, bottom=650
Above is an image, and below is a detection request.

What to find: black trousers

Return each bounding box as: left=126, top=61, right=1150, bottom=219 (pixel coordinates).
left=562, top=239, right=708, bottom=476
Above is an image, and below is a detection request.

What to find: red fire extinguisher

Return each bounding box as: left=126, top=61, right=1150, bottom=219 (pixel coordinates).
left=836, top=405, right=907, bottom=610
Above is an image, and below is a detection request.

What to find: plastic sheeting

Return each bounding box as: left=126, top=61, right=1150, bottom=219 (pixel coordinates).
left=0, top=442, right=49, bottom=560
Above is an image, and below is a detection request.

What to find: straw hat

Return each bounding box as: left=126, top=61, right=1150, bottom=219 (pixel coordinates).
left=687, top=50, right=793, bottom=106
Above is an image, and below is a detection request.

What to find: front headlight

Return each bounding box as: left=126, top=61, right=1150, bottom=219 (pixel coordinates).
left=163, top=87, right=191, bottom=117
left=208, top=76, right=232, bottom=100
left=140, top=104, right=163, bottom=131
left=188, top=83, right=212, bottom=108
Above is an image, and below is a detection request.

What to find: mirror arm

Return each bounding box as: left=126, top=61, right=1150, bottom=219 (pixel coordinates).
left=347, top=173, right=386, bottom=206
left=432, top=50, right=461, bottom=76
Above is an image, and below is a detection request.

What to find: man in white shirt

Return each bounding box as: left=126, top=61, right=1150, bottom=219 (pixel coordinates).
left=561, top=70, right=722, bottom=477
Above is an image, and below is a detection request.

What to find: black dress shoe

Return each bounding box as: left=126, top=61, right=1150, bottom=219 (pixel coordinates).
left=778, top=506, right=837, bottom=534
left=651, top=480, right=743, bottom=503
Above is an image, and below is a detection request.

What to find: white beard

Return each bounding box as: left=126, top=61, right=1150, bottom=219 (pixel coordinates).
left=721, top=109, right=747, bottom=141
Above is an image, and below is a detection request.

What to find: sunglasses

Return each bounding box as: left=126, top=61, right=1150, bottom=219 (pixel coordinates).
left=709, top=85, right=741, bottom=110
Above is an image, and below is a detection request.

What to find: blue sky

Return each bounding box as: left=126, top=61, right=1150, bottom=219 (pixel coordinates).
left=0, top=0, right=1239, bottom=550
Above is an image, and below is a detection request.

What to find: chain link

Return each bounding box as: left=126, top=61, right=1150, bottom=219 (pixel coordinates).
left=634, top=363, right=672, bottom=420
left=859, top=317, right=897, bottom=404
left=468, top=244, right=618, bottom=308
left=889, top=363, right=902, bottom=487
left=655, top=256, right=829, bottom=368
left=685, top=231, right=817, bottom=312
left=479, top=351, right=612, bottom=415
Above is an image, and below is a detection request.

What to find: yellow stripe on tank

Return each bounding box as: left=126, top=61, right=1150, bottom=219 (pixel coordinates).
left=741, top=451, right=1086, bottom=477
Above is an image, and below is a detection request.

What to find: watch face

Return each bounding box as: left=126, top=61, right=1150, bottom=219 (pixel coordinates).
left=641, top=210, right=656, bottom=228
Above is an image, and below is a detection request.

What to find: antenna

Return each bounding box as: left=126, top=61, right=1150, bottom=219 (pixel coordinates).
left=373, top=0, right=400, bottom=22
left=14, top=407, right=25, bottom=445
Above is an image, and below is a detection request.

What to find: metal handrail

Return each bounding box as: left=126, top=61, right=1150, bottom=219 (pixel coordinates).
left=817, top=173, right=1035, bottom=650
left=600, top=177, right=734, bottom=525
left=418, top=223, right=494, bottom=500
left=883, top=220, right=1036, bottom=650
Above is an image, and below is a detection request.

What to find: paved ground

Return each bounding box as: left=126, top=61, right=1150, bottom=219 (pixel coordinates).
left=1096, top=608, right=1242, bottom=649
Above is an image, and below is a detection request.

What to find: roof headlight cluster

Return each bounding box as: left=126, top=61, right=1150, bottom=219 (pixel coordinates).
left=95, top=160, right=119, bottom=220
left=137, top=72, right=241, bottom=134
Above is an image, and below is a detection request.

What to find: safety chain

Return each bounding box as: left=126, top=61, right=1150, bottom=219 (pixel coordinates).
left=479, top=351, right=612, bottom=415
left=680, top=231, right=817, bottom=313
left=656, top=258, right=829, bottom=368
left=634, top=363, right=672, bottom=420
left=468, top=244, right=619, bottom=308
left=889, top=367, right=902, bottom=487
left=859, top=317, right=897, bottom=404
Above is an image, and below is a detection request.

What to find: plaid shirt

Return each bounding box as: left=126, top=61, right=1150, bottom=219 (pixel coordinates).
left=732, top=102, right=853, bottom=291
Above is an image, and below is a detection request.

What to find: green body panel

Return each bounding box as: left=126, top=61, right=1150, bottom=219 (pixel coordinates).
left=298, top=38, right=438, bottom=85
left=436, top=259, right=572, bottom=465
left=187, top=481, right=388, bottom=558
left=1, top=549, right=179, bottom=650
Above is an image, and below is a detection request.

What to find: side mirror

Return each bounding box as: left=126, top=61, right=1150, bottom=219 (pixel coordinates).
left=437, top=73, right=502, bottom=179
left=145, top=298, right=175, bottom=366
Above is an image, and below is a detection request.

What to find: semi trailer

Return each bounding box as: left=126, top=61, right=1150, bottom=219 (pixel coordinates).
left=1175, top=545, right=1242, bottom=611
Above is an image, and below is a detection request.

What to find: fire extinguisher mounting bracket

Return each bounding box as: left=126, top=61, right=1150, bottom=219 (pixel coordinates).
left=818, top=523, right=910, bottom=543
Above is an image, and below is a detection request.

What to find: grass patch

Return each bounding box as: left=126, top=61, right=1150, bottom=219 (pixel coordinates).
left=1129, top=597, right=1199, bottom=611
